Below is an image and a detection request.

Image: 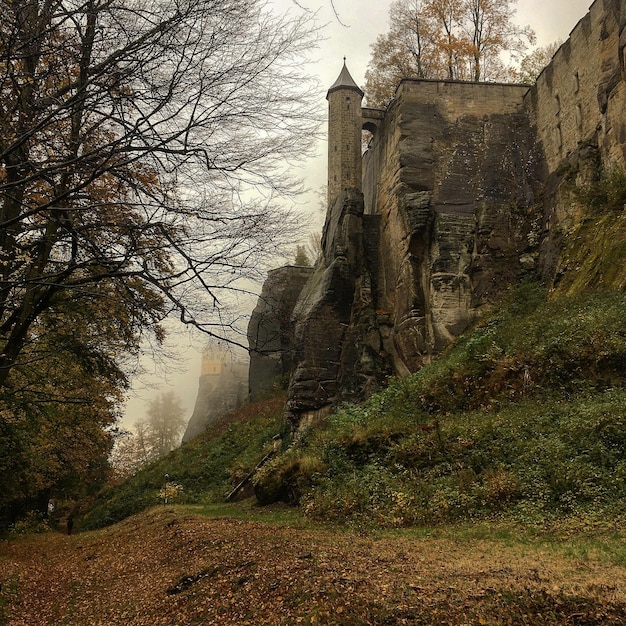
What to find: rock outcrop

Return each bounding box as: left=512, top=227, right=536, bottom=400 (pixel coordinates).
left=247, top=265, right=313, bottom=401
left=284, top=190, right=379, bottom=427
left=182, top=346, right=248, bottom=443
left=363, top=81, right=544, bottom=374
left=247, top=0, right=626, bottom=433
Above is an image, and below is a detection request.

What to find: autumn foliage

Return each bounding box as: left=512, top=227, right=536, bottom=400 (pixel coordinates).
left=2, top=506, right=626, bottom=625
left=0, top=0, right=319, bottom=526
left=364, top=0, right=536, bottom=106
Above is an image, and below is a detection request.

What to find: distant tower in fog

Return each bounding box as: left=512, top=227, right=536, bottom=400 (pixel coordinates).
left=326, top=60, right=364, bottom=207
left=182, top=343, right=248, bottom=443
left=200, top=344, right=224, bottom=377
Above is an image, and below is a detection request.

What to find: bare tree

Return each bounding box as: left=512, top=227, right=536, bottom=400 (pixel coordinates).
left=0, top=0, right=321, bottom=389
left=463, top=0, right=535, bottom=82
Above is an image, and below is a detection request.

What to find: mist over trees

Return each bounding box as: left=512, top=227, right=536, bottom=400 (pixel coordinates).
left=364, top=0, right=536, bottom=106
left=111, top=391, right=187, bottom=479
left=0, top=0, right=320, bottom=522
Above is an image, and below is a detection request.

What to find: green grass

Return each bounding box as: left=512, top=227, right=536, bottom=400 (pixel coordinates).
left=254, top=285, right=626, bottom=529
left=80, top=394, right=285, bottom=530
left=84, top=284, right=626, bottom=534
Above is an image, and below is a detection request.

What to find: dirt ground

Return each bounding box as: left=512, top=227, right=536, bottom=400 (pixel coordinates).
left=1, top=507, right=626, bottom=625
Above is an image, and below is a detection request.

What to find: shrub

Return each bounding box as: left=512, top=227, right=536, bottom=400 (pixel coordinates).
left=576, top=166, right=626, bottom=212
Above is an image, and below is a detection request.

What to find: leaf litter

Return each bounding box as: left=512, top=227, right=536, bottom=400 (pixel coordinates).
left=1, top=506, right=626, bottom=625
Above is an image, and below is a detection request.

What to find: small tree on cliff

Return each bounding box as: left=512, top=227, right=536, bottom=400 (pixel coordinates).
left=364, top=0, right=535, bottom=106
left=294, top=245, right=312, bottom=266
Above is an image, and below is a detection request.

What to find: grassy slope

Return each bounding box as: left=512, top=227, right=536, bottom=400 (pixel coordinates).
left=251, top=176, right=626, bottom=528
left=83, top=176, right=626, bottom=532
left=80, top=394, right=285, bottom=530
left=255, top=284, right=626, bottom=527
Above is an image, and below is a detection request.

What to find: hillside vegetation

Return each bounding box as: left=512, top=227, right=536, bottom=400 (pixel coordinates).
left=252, top=171, right=626, bottom=528
left=82, top=177, right=626, bottom=532
left=84, top=281, right=626, bottom=532
left=80, top=395, right=285, bottom=530
left=255, top=284, right=626, bottom=527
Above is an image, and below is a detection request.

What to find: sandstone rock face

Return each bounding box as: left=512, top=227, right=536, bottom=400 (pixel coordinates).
left=247, top=265, right=314, bottom=401
left=276, top=79, right=546, bottom=429
left=247, top=0, right=626, bottom=432
left=285, top=191, right=379, bottom=427
left=362, top=81, right=544, bottom=374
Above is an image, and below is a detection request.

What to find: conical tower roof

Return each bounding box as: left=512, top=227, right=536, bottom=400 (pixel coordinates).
left=326, top=59, right=364, bottom=99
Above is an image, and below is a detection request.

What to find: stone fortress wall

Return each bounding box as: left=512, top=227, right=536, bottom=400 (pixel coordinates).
left=362, top=79, right=539, bottom=375
left=526, top=0, right=626, bottom=174
left=247, top=0, right=626, bottom=431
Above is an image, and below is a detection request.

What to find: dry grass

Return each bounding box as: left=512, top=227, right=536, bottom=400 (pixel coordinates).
left=1, top=506, right=626, bottom=625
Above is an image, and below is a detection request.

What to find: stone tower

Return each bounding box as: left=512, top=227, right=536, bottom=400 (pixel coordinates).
left=181, top=343, right=248, bottom=442
left=200, top=345, right=223, bottom=376
left=326, top=60, right=364, bottom=206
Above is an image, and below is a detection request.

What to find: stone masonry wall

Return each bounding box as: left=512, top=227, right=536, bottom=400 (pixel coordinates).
left=327, top=88, right=363, bottom=206
left=246, top=0, right=626, bottom=434
left=525, top=0, right=626, bottom=173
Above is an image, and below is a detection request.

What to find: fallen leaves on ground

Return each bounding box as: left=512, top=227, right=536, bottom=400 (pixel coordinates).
left=1, top=507, right=626, bottom=625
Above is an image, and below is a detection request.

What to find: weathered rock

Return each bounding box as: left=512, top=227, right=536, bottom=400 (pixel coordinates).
left=247, top=0, right=626, bottom=432
left=182, top=347, right=248, bottom=443
left=363, top=81, right=543, bottom=373
left=285, top=191, right=388, bottom=427
left=247, top=265, right=314, bottom=402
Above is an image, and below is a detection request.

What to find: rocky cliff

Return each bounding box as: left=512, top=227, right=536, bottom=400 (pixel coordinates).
left=247, top=0, right=626, bottom=433
left=182, top=347, right=248, bottom=443
left=247, top=265, right=314, bottom=402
